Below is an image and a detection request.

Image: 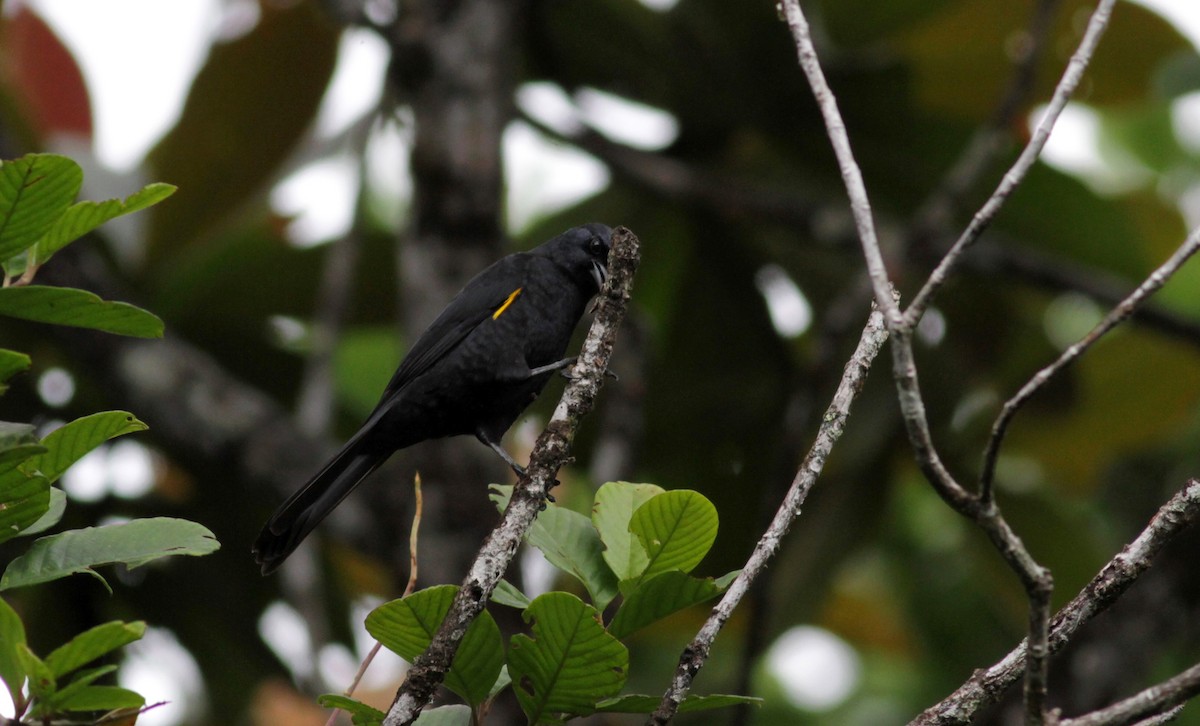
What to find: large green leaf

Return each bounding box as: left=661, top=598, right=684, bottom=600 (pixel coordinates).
left=0, top=518, right=220, bottom=590
left=608, top=570, right=738, bottom=640
left=0, top=469, right=51, bottom=545
left=0, top=421, right=44, bottom=473
left=365, top=585, right=504, bottom=707
left=29, top=183, right=176, bottom=268
left=23, top=411, right=147, bottom=485
left=413, top=705, right=472, bottom=726
left=628, top=490, right=718, bottom=585
left=44, top=620, right=145, bottom=678
left=19, top=488, right=65, bottom=537
left=0, top=598, right=27, bottom=707
left=16, top=644, right=52, bottom=702
left=595, top=693, right=762, bottom=714
left=39, top=664, right=116, bottom=713
left=315, top=701, right=472, bottom=726
left=0, top=286, right=163, bottom=337
left=0, top=154, right=81, bottom=261
left=592, top=481, right=663, bottom=581
left=508, top=592, right=628, bottom=724
left=490, top=486, right=620, bottom=611
left=492, top=579, right=533, bottom=609
left=0, top=349, right=30, bottom=391
left=317, top=695, right=385, bottom=726
left=528, top=506, right=620, bottom=612
left=46, top=684, right=144, bottom=714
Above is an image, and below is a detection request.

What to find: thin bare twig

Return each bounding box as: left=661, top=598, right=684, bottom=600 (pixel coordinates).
left=328, top=474, right=425, bottom=726
left=904, top=0, right=1118, bottom=326
left=382, top=227, right=640, bottom=726
left=979, top=228, right=1200, bottom=503
left=649, top=305, right=890, bottom=724
left=779, top=0, right=897, bottom=321
left=1055, top=662, right=1200, bottom=726
left=913, top=479, right=1200, bottom=724
left=781, top=0, right=1122, bottom=721
left=908, top=0, right=1062, bottom=246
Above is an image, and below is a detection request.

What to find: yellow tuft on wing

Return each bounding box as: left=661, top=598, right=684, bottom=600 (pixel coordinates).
left=492, top=287, right=522, bottom=320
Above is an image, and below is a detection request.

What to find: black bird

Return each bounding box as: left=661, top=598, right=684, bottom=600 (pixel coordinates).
left=253, top=223, right=613, bottom=574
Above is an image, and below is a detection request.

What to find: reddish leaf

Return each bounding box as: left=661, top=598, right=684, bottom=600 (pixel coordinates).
left=144, top=0, right=338, bottom=262
left=1, top=8, right=92, bottom=140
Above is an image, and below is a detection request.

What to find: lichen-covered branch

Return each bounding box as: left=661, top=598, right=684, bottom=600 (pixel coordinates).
left=913, top=479, right=1200, bottom=725
left=649, top=305, right=890, bottom=725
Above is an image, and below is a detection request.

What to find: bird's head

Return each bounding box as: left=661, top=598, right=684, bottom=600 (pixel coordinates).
left=536, top=223, right=613, bottom=294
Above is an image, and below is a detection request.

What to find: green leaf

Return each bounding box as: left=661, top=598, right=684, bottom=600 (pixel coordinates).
left=413, top=705, right=473, bottom=725
left=20, top=488, right=65, bottom=536
left=44, top=621, right=145, bottom=678
left=592, top=481, right=664, bottom=581
left=0, top=154, right=81, bottom=261
left=16, top=644, right=53, bottom=702
left=366, top=585, right=504, bottom=707
left=41, top=664, right=117, bottom=711
left=0, top=421, right=44, bottom=474
left=49, top=684, right=144, bottom=713
left=608, top=570, right=735, bottom=640
left=0, top=517, right=220, bottom=590
left=489, top=665, right=512, bottom=700
left=492, top=579, right=533, bottom=609
left=508, top=592, right=628, bottom=724
left=489, top=485, right=620, bottom=611
left=0, top=598, right=28, bottom=707
left=629, top=490, right=718, bottom=584
left=0, top=470, right=51, bottom=545
left=318, top=695, right=386, bottom=726
left=595, top=693, right=762, bottom=714
left=30, top=183, right=176, bottom=268
left=532, top=506, right=621, bottom=611
left=0, top=349, right=30, bottom=390
left=23, top=411, right=148, bottom=484
left=0, top=286, right=163, bottom=338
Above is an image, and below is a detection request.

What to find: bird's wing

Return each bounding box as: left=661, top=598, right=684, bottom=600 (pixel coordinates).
left=374, top=254, right=531, bottom=405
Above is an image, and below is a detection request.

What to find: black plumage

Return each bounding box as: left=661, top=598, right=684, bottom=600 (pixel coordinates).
left=253, top=223, right=612, bottom=574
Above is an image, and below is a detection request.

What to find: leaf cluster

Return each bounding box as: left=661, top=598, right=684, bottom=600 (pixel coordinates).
left=327, top=482, right=756, bottom=725
left=0, top=154, right=219, bottom=724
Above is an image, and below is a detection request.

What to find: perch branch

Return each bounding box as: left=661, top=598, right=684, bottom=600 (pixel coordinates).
left=382, top=227, right=640, bottom=725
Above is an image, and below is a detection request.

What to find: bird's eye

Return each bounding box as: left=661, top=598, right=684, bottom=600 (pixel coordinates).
left=588, top=238, right=604, bottom=256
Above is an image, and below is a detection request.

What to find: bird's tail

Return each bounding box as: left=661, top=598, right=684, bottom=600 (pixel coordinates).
left=253, top=434, right=385, bottom=575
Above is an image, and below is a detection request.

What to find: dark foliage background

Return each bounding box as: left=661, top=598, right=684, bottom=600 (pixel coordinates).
left=2, top=0, right=1200, bottom=723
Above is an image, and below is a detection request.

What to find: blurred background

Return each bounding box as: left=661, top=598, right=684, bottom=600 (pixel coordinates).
left=3, top=0, right=1200, bottom=723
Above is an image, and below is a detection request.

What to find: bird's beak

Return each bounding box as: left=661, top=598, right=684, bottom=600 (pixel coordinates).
left=590, top=259, right=608, bottom=291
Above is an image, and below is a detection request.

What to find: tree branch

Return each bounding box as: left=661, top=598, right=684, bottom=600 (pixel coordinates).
left=781, top=0, right=1124, bottom=722
left=382, top=226, right=640, bottom=726
left=779, top=0, right=896, bottom=320
left=979, top=227, right=1200, bottom=503
left=913, top=479, right=1200, bottom=724
left=907, top=0, right=1062, bottom=248
left=904, top=0, right=1118, bottom=325
left=1053, top=661, right=1200, bottom=726
left=649, top=304, right=890, bottom=724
